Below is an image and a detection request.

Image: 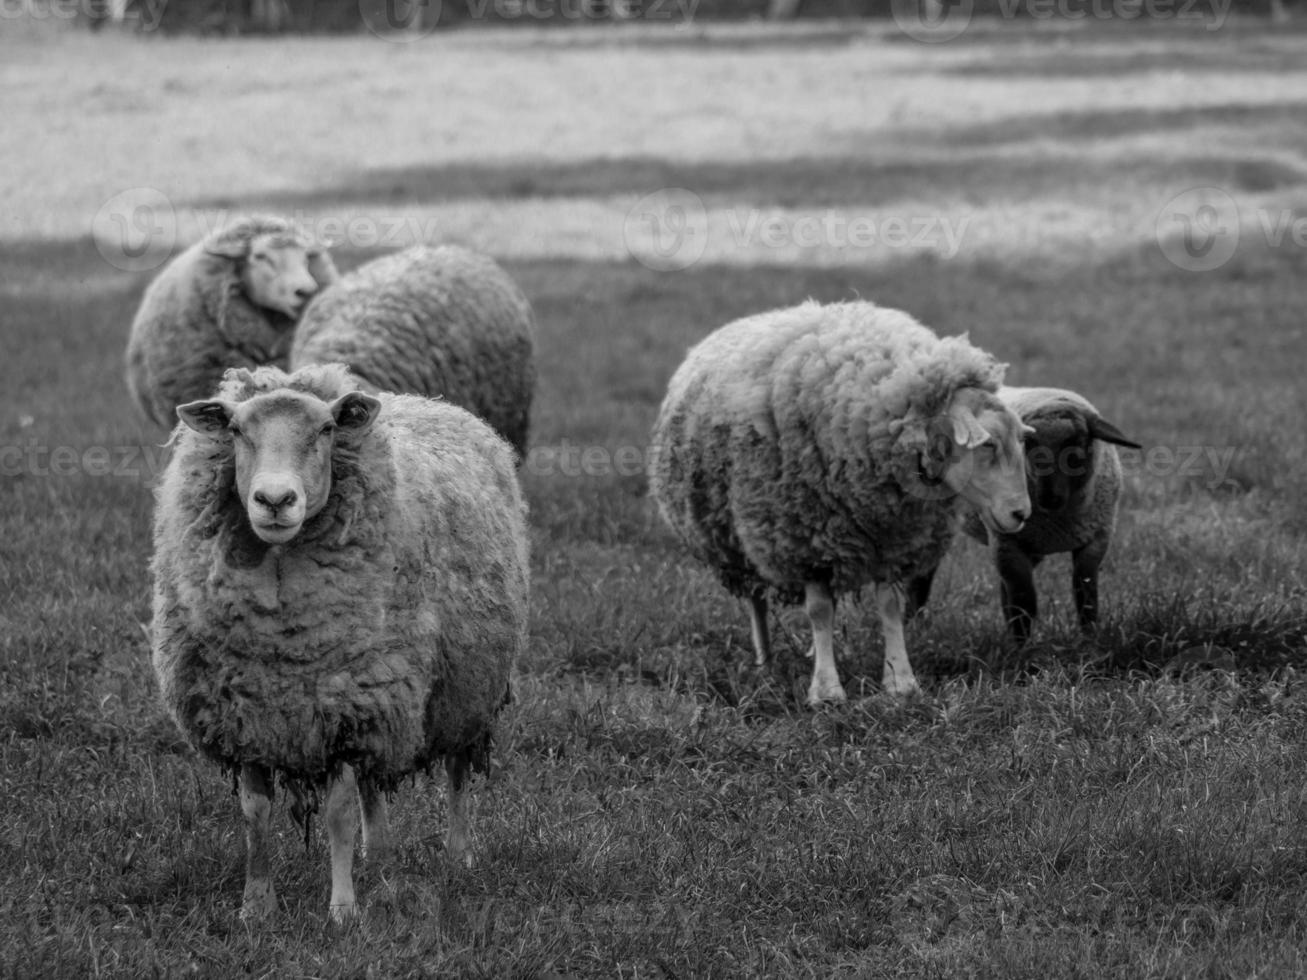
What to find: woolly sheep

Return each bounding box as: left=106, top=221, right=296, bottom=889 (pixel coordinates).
left=290, top=244, right=536, bottom=460
left=909, top=385, right=1141, bottom=644
left=151, top=362, right=529, bottom=922
left=125, top=216, right=337, bottom=428
left=648, top=300, right=1034, bottom=705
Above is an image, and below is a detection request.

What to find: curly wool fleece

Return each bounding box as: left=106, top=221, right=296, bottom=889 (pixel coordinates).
left=150, top=363, right=529, bottom=791
left=649, top=300, right=1007, bottom=601
left=291, top=245, right=536, bottom=459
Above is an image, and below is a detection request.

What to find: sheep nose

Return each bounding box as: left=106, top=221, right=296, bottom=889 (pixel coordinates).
left=254, top=487, right=298, bottom=512
left=294, top=285, right=317, bottom=301
left=1011, top=506, right=1031, bottom=525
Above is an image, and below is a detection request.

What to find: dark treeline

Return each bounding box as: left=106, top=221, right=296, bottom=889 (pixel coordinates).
left=83, top=0, right=1290, bottom=35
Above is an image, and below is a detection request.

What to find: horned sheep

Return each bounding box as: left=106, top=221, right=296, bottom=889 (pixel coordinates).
left=125, top=215, right=336, bottom=428
left=290, top=244, right=536, bottom=460
left=648, top=300, right=1033, bottom=705
left=150, top=362, right=529, bottom=921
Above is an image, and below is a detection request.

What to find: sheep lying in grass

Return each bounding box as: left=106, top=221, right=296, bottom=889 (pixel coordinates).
left=290, top=245, right=536, bottom=459
left=151, top=363, right=529, bottom=921
left=909, top=386, right=1141, bottom=644
left=648, top=300, right=1033, bottom=705
left=125, top=215, right=336, bottom=428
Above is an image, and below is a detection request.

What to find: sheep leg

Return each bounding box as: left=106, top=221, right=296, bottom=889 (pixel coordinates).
left=1071, top=535, right=1109, bottom=632
left=445, top=754, right=475, bottom=868
left=877, top=583, right=920, bottom=697
left=996, top=539, right=1039, bottom=645
left=804, top=582, right=846, bottom=706
left=239, top=763, right=277, bottom=921
left=904, top=567, right=937, bottom=621
left=747, top=593, right=771, bottom=667
left=359, top=780, right=391, bottom=863
left=801, top=594, right=837, bottom=661
left=325, top=766, right=360, bottom=922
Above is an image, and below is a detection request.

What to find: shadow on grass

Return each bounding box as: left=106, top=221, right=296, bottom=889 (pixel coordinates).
left=940, top=37, right=1307, bottom=77
left=193, top=130, right=1307, bottom=217
left=937, top=101, right=1307, bottom=150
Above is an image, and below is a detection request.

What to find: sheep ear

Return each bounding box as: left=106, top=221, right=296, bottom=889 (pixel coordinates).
left=949, top=407, right=991, bottom=450
left=1088, top=416, right=1141, bottom=450
left=204, top=228, right=252, bottom=259
left=331, top=392, right=381, bottom=433
left=307, top=248, right=338, bottom=288
left=921, top=415, right=955, bottom=480
left=177, top=399, right=235, bottom=433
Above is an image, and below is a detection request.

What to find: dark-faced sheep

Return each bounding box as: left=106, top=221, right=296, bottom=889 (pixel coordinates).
left=910, top=385, right=1141, bottom=644
left=150, top=363, right=529, bottom=921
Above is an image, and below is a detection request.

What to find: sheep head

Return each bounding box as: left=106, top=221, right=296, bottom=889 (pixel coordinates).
left=205, top=219, right=337, bottom=319
left=1022, top=405, right=1141, bottom=514
left=177, top=387, right=381, bottom=545
left=896, top=387, right=1034, bottom=535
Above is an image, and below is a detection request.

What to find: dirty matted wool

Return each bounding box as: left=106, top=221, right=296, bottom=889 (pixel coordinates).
left=150, top=363, right=529, bottom=794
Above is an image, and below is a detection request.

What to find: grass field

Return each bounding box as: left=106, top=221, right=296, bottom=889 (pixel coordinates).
left=3, top=15, right=1307, bottom=979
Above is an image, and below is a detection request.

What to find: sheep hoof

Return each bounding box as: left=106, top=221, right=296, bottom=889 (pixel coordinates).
left=446, top=839, right=475, bottom=869
left=239, top=881, right=277, bottom=921
left=329, top=902, right=358, bottom=925
left=449, top=847, right=475, bottom=870
left=806, top=678, right=848, bottom=707
left=882, top=676, right=921, bottom=698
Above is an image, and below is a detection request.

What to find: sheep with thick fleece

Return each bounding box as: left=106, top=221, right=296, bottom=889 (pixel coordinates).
left=649, top=300, right=1034, bottom=705
left=151, top=362, right=528, bottom=921
left=125, top=215, right=337, bottom=427
left=290, top=244, right=536, bottom=459
left=910, top=385, right=1141, bottom=644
